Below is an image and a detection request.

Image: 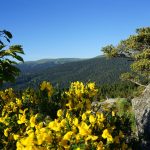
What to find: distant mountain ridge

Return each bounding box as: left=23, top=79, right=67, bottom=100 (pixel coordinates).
left=4, top=56, right=132, bottom=90
left=18, top=58, right=84, bottom=73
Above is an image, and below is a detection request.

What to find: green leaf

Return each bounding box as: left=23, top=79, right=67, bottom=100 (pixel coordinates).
left=3, top=30, right=12, bottom=39
left=14, top=55, right=24, bottom=62
left=9, top=45, right=24, bottom=54
left=0, top=30, right=24, bottom=85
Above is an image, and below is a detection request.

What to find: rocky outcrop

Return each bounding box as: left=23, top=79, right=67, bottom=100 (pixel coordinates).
left=91, top=98, right=119, bottom=113
left=92, top=87, right=150, bottom=149
left=131, top=84, right=150, bottom=150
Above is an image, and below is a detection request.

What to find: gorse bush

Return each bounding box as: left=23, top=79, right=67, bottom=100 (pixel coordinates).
left=0, top=81, right=135, bottom=149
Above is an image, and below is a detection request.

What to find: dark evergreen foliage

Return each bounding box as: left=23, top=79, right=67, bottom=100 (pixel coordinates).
left=3, top=56, right=132, bottom=91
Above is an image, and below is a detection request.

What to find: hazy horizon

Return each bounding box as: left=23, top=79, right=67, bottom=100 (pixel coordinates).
left=21, top=54, right=105, bottom=62
left=1, top=0, right=150, bottom=61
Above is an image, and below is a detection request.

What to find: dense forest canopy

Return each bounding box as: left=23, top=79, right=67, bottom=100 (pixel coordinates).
left=3, top=57, right=132, bottom=90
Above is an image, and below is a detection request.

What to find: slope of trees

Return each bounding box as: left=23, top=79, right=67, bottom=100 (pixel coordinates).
left=3, top=56, right=132, bottom=90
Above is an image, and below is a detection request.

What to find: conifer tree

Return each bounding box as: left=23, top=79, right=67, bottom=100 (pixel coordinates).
left=102, top=27, right=150, bottom=86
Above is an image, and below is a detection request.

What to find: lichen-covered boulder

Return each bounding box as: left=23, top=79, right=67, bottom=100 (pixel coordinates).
left=132, top=84, right=150, bottom=150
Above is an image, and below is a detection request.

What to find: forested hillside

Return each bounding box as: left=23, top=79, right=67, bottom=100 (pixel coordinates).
left=3, top=56, right=132, bottom=90
left=18, top=58, right=83, bottom=73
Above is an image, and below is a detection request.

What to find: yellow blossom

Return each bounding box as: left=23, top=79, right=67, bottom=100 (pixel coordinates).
left=44, top=133, right=52, bottom=143
left=13, top=134, right=19, bottom=140
left=102, top=129, right=113, bottom=142
left=66, top=112, right=71, bottom=120
left=36, top=133, right=45, bottom=145
left=48, top=120, right=61, bottom=131
left=63, top=131, right=73, bottom=140
left=86, top=135, right=98, bottom=141
left=17, top=114, right=26, bottom=124
left=16, top=98, right=22, bottom=107
left=89, top=114, right=96, bottom=124
left=16, top=141, right=24, bottom=150
left=97, top=113, right=105, bottom=122
left=13, top=106, right=17, bottom=112
left=72, top=125, right=77, bottom=133
left=75, top=134, right=81, bottom=142
left=86, top=83, right=95, bottom=90
left=30, top=115, right=37, bottom=127
left=82, top=113, right=87, bottom=121
left=57, top=109, right=63, bottom=117
left=40, top=81, right=47, bottom=91
left=86, top=110, right=91, bottom=114
left=20, top=132, right=34, bottom=146
left=40, top=81, right=53, bottom=96
left=73, top=118, right=78, bottom=126
left=59, top=139, right=70, bottom=149
left=66, top=101, right=73, bottom=110
left=78, top=122, right=91, bottom=136
left=4, top=128, right=10, bottom=137
left=60, top=119, right=66, bottom=127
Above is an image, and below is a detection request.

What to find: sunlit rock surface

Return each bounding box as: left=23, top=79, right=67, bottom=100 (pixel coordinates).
left=132, top=84, right=150, bottom=150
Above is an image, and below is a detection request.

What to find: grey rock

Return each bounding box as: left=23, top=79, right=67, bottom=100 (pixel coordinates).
left=132, top=84, right=150, bottom=150
left=91, top=98, right=119, bottom=113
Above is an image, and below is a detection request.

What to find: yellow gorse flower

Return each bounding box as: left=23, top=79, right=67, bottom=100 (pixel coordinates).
left=78, top=122, right=91, bottom=136
left=63, top=131, right=73, bottom=140
left=0, top=81, right=132, bottom=149
left=17, top=114, right=26, bottom=124
left=73, top=118, right=78, bottom=126
left=82, top=113, right=87, bottom=121
left=59, top=139, right=70, bottom=149
left=4, top=128, right=10, bottom=137
left=97, top=113, right=105, bottom=122
left=16, top=98, right=22, bottom=107
left=20, top=132, right=34, bottom=146
left=48, top=120, right=61, bottom=131
left=102, top=129, right=113, bottom=142
left=86, top=135, right=98, bottom=141
left=17, top=109, right=28, bottom=125
left=89, top=114, right=96, bottom=124
left=40, top=81, right=53, bottom=97
left=30, top=114, right=38, bottom=127
left=57, top=109, right=63, bottom=117
left=13, top=134, right=19, bottom=140
left=60, top=119, right=66, bottom=127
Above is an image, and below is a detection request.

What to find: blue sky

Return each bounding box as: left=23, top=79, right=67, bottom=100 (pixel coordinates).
left=1, top=0, right=150, bottom=61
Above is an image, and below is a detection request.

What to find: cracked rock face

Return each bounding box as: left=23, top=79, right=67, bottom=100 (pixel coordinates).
left=132, top=84, right=150, bottom=150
